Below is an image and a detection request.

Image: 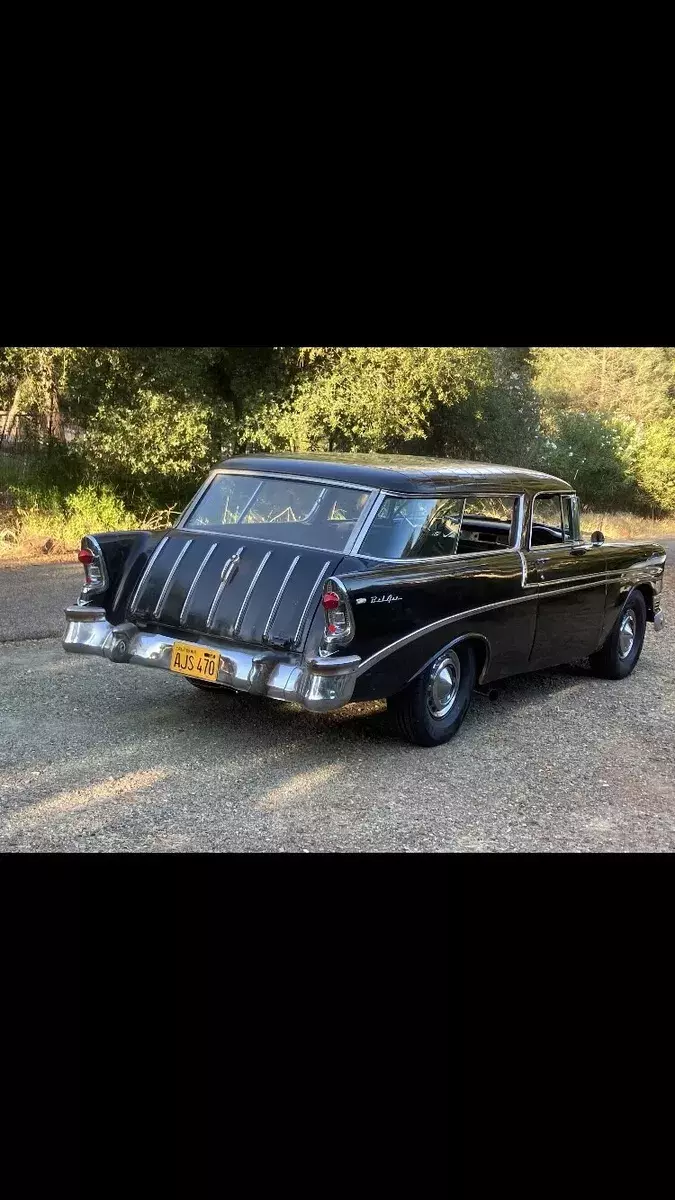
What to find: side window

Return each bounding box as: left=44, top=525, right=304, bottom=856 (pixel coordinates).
left=530, top=494, right=565, bottom=547
left=456, top=495, right=517, bottom=554
left=359, top=496, right=465, bottom=559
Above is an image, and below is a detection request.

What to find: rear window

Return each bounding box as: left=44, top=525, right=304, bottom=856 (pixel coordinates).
left=184, top=473, right=371, bottom=552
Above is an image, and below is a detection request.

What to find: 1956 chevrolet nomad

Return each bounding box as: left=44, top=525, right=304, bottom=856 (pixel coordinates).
left=63, top=454, right=667, bottom=746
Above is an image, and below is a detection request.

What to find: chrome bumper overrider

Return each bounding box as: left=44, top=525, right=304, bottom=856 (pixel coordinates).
left=62, top=606, right=361, bottom=712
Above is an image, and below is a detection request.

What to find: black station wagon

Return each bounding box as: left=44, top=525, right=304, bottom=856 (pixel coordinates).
left=63, top=453, right=667, bottom=746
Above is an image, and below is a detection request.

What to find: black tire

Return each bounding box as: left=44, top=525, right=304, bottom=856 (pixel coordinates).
left=589, top=590, right=647, bottom=680
left=388, top=642, right=477, bottom=747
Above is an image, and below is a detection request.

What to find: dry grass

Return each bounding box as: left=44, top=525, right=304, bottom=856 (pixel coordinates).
left=580, top=512, right=675, bottom=540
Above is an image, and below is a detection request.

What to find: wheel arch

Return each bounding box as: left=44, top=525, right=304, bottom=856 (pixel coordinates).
left=617, top=581, right=655, bottom=621
left=408, top=632, right=491, bottom=686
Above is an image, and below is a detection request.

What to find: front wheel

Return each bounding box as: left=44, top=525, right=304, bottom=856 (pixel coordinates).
left=388, top=643, right=477, bottom=747
left=589, top=590, right=647, bottom=680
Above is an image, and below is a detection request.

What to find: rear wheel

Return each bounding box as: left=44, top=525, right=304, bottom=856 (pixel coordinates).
left=589, top=590, right=647, bottom=680
left=388, top=643, right=477, bottom=747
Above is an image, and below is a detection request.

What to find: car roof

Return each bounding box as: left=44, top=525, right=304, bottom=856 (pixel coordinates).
left=216, top=452, right=573, bottom=495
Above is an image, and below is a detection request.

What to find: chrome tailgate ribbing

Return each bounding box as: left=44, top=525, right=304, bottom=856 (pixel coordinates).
left=232, top=551, right=271, bottom=635
left=127, top=530, right=339, bottom=649
left=180, top=542, right=219, bottom=626
left=127, top=536, right=169, bottom=613
left=293, top=560, right=331, bottom=647
left=263, top=555, right=300, bottom=642
left=206, top=545, right=245, bottom=630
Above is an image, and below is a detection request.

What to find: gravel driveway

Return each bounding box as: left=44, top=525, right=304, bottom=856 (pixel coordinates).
left=1, top=555, right=673, bottom=852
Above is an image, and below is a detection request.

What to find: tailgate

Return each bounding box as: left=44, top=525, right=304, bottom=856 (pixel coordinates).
left=126, top=531, right=344, bottom=650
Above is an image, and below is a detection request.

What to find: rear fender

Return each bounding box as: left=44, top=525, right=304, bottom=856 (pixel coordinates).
left=352, top=627, right=492, bottom=702
left=77, top=530, right=159, bottom=622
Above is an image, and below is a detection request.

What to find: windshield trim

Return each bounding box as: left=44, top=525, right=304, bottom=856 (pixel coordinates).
left=176, top=469, right=379, bottom=556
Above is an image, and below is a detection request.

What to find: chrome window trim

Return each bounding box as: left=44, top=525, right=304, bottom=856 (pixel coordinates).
left=352, top=492, right=525, bottom=562
left=570, top=494, right=581, bottom=542
left=343, top=487, right=386, bottom=555
left=263, top=555, right=301, bottom=642
left=153, top=539, right=193, bottom=619
left=183, top=525, right=360, bottom=559
left=128, top=536, right=170, bottom=612
left=180, top=542, right=219, bottom=626
left=528, top=489, right=576, bottom=551
left=232, top=550, right=272, bottom=636
left=206, top=545, right=245, bottom=631
left=355, top=577, right=614, bottom=678
left=175, top=473, right=216, bottom=528
left=293, top=560, right=331, bottom=647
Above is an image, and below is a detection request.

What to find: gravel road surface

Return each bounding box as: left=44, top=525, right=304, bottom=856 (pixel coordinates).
left=1, top=555, right=673, bottom=852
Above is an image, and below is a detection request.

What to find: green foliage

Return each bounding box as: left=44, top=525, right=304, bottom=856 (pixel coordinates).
left=8, top=481, right=138, bottom=548
left=243, top=347, right=493, bottom=452
left=531, top=347, right=675, bottom=422
left=634, top=418, right=675, bottom=514
left=3, top=346, right=675, bottom=522
left=81, top=390, right=220, bottom=509
left=533, top=411, right=642, bottom=510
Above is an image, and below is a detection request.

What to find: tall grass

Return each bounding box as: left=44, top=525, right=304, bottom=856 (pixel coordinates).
left=580, top=511, right=675, bottom=540
left=0, top=451, right=176, bottom=558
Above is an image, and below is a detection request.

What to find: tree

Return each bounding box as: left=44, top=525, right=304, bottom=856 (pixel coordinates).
left=0, top=347, right=73, bottom=448
left=242, top=347, right=493, bottom=453
left=634, top=418, right=675, bottom=514
left=531, top=347, right=675, bottom=422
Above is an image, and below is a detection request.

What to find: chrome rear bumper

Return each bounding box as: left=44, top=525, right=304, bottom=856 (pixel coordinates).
left=63, top=606, right=360, bottom=712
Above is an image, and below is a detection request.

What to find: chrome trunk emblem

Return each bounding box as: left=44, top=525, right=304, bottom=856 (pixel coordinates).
left=221, top=547, right=244, bottom=586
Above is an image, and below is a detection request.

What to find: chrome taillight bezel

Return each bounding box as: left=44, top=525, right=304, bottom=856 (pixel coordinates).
left=78, top=535, right=109, bottom=601
left=319, top=577, right=355, bottom=656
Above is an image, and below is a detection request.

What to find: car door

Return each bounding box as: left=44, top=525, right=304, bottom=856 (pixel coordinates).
left=523, top=492, right=607, bottom=668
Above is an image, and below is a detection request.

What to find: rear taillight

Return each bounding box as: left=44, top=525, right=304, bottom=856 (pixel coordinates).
left=320, top=579, right=355, bottom=655
left=78, top=538, right=107, bottom=598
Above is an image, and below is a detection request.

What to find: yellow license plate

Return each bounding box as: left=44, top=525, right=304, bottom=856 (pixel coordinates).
left=169, top=642, right=221, bottom=682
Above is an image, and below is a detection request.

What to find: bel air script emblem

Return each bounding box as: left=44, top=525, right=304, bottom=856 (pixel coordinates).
left=369, top=593, right=402, bottom=604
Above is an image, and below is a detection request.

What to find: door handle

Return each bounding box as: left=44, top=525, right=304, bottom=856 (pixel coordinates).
left=570, top=544, right=590, bottom=555
left=534, top=557, right=550, bottom=566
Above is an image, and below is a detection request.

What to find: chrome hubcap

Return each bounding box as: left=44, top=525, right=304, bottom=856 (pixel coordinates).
left=618, top=610, right=637, bottom=659
left=427, top=651, right=461, bottom=719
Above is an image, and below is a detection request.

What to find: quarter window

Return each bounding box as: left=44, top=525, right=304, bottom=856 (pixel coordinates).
left=358, top=493, right=518, bottom=559
left=358, top=496, right=465, bottom=559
